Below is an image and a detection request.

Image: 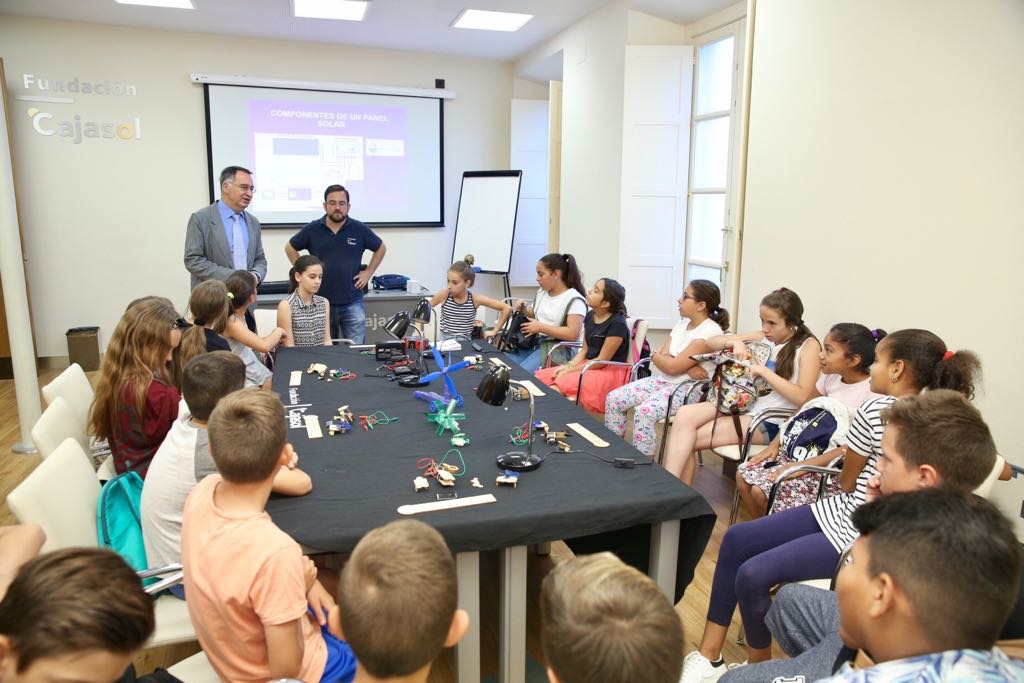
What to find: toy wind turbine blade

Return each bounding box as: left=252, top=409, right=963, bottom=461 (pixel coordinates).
left=420, top=370, right=444, bottom=383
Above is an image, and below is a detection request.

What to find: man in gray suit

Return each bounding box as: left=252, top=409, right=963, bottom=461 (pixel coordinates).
left=184, top=165, right=267, bottom=290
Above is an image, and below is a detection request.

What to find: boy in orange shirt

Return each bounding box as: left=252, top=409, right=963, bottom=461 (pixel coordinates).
left=181, top=389, right=356, bottom=682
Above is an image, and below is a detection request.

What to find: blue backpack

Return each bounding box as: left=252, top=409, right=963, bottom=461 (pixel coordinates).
left=97, top=470, right=148, bottom=572
left=371, top=273, right=409, bottom=290
left=778, top=396, right=851, bottom=462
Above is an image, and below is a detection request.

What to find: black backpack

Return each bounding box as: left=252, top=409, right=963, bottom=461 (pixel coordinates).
left=493, top=310, right=539, bottom=353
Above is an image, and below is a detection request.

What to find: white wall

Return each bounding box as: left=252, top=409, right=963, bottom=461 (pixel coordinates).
left=515, top=4, right=697, bottom=291
left=627, top=10, right=688, bottom=45
left=683, top=1, right=746, bottom=41
left=0, top=16, right=512, bottom=356
left=738, top=0, right=1024, bottom=514
left=515, top=1, right=630, bottom=286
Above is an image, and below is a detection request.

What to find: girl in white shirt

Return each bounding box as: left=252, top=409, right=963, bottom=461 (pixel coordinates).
left=663, top=287, right=821, bottom=486
left=604, top=280, right=729, bottom=456
left=505, top=253, right=588, bottom=372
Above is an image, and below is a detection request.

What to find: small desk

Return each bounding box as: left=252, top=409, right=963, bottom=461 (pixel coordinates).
left=256, top=286, right=433, bottom=343
left=266, top=345, right=715, bottom=683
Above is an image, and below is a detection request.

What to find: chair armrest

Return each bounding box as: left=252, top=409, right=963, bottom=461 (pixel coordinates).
left=545, top=341, right=581, bottom=367
left=137, top=562, right=183, bottom=580
left=1011, top=463, right=1024, bottom=479
left=830, top=545, right=854, bottom=590
left=573, top=359, right=633, bottom=404
left=581, top=359, right=633, bottom=372
left=145, top=571, right=184, bottom=596
left=629, top=356, right=653, bottom=381
left=139, top=563, right=185, bottom=596
left=738, top=408, right=796, bottom=462
left=766, top=465, right=842, bottom=515
left=747, top=408, right=796, bottom=432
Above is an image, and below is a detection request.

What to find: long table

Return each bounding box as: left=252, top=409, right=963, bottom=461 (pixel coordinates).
left=267, top=344, right=715, bottom=683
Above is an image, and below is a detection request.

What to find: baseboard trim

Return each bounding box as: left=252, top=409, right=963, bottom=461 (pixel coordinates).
left=38, top=356, right=71, bottom=371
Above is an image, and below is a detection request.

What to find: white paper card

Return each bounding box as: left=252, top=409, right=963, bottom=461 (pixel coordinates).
left=304, top=415, right=322, bottom=439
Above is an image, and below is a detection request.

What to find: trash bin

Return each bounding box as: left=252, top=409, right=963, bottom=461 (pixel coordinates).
left=67, top=326, right=100, bottom=371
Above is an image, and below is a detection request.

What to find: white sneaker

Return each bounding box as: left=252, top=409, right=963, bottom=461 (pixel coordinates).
left=680, top=651, right=728, bottom=683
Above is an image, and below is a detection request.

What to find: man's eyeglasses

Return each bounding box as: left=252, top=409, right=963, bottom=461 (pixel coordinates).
left=232, top=183, right=255, bottom=194
left=171, top=318, right=192, bottom=330
left=326, top=201, right=349, bottom=207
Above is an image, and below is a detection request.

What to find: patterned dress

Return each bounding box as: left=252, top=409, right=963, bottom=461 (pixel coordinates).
left=738, top=376, right=878, bottom=513
left=286, top=291, right=328, bottom=347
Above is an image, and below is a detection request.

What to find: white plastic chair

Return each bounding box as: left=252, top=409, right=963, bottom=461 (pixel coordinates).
left=7, top=438, right=197, bottom=648
left=31, top=396, right=90, bottom=458
left=167, top=650, right=219, bottom=681
left=8, top=438, right=100, bottom=551
left=975, top=454, right=1006, bottom=499
left=40, top=363, right=112, bottom=463
left=41, top=363, right=94, bottom=429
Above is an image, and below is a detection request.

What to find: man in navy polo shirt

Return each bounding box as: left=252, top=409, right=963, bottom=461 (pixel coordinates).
left=286, top=184, right=387, bottom=344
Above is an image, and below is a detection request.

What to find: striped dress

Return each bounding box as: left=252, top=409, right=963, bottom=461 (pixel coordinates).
left=811, top=395, right=895, bottom=552
left=439, top=291, right=476, bottom=336
left=286, top=291, right=328, bottom=347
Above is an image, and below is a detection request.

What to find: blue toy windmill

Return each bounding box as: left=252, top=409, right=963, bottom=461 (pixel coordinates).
left=418, top=346, right=473, bottom=408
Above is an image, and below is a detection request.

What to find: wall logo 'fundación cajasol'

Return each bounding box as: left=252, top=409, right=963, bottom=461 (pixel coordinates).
left=18, top=73, right=142, bottom=144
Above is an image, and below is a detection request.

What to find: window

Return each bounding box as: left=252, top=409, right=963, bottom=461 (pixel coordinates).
left=684, top=22, right=744, bottom=294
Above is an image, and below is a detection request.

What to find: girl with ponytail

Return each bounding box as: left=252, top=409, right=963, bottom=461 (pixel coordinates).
left=604, top=280, right=729, bottom=456
left=505, top=253, right=588, bottom=372
left=664, top=287, right=821, bottom=486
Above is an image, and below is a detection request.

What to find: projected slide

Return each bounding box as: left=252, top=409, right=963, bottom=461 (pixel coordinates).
left=205, top=84, right=443, bottom=226
left=249, top=101, right=407, bottom=214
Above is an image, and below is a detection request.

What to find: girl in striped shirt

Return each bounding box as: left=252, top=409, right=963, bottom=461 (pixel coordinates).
left=680, top=329, right=982, bottom=683
left=428, top=255, right=512, bottom=341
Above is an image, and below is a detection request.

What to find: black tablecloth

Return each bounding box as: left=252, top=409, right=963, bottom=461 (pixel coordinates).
left=266, top=344, right=715, bottom=600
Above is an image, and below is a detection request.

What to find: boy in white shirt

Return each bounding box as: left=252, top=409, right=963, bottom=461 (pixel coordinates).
left=141, top=351, right=311, bottom=577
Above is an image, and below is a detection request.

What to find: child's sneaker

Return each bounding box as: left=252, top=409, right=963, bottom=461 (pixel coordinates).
left=680, top=651, right=728, bottom=683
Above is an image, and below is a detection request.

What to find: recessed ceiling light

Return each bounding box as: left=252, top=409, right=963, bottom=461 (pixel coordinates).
left=114, top=0, right=194, bottom=7
left=452, top=9, right=533, bottom=32
left=293, top=0, right=369, bottom=21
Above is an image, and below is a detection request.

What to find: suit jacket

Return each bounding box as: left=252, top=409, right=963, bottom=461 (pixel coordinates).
left=184, top=202, right=268, bottom=289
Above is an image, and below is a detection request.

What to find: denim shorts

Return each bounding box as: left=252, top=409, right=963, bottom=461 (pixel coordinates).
left=757, top=420, right=781, bottom=442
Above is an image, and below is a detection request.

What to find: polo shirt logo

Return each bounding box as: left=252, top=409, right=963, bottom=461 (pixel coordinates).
left=347, top=237, right=357, bottom=246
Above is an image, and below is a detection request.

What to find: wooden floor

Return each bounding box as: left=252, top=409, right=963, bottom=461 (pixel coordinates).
left=0, top=372, right=753, bottom=679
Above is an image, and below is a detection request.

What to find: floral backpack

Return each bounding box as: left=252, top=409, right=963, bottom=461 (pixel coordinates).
left=692, top=340, right=773, bottom=415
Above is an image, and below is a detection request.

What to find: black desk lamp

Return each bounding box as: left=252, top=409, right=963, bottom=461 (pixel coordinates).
left=475, top=364, right=542, bottom=471
left=383, top=311, right=412, bottom=340
left=411, top=298, right=437, bottom=341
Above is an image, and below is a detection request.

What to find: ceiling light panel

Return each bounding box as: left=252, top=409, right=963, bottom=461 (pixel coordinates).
left=452, top=9, right=533, bottom=32
left=114, top=0, right=194, bottom=8
left=293, top=0, right=369, bottom=21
